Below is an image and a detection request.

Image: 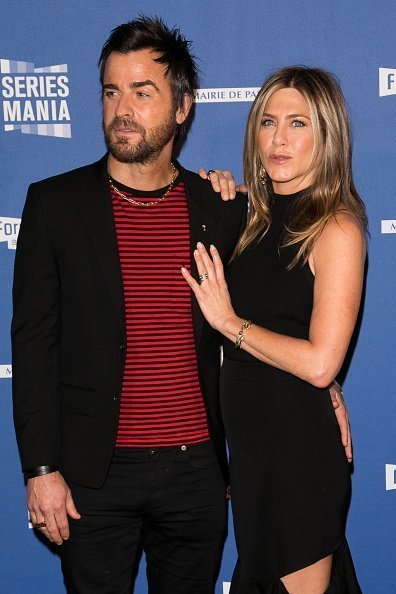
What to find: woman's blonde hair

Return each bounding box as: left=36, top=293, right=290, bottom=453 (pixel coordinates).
left=234, top=66, right=367, bottom=266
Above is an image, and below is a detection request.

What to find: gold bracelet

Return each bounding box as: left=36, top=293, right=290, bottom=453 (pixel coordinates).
left=234, top=320, right=252, bottom=349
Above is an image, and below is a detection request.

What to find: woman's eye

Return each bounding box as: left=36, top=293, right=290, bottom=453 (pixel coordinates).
left=291, top=119, right=305, bottom=127
left=261, top=119, right=274, bottom=127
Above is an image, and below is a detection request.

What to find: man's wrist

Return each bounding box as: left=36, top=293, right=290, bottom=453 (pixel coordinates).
left=24, top=465, right=59, bottom=479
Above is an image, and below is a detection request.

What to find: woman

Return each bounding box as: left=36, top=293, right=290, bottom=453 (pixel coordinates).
left=182, top=67, right=366, bottom=593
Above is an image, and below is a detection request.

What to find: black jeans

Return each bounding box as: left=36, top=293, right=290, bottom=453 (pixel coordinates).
left=60, top=442, right=227, bottom=593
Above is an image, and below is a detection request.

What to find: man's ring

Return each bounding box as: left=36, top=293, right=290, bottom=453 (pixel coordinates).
left=207, top=170, right=216, bottom=181
left=34, top=521, right=46, bottom=528
left=199, top=273, right=209, bottom=283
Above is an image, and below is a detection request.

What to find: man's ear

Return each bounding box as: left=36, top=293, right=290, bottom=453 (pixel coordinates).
left=176, top=93, right=193, bottom=125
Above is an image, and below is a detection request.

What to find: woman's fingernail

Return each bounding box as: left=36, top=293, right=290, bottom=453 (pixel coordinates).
left=197, top=242, right=203, bottom=248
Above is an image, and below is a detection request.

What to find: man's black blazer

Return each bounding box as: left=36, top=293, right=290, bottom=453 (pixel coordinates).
left=12, top=155, right=246, bottom=488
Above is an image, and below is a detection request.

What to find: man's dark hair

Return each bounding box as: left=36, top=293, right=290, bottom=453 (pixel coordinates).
left=98, top=15, right=198, bottom=111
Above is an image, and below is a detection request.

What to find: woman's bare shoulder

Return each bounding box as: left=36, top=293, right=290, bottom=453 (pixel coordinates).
left=321, top=210, right=366, bottom=244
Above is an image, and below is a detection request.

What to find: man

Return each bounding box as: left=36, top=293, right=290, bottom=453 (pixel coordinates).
left=12, top=16, right=351, bottom=594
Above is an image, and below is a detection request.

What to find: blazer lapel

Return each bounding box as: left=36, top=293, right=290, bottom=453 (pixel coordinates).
left=74, top=156, right=126, bottom=338
left=179, top=163, right=222, bottom=353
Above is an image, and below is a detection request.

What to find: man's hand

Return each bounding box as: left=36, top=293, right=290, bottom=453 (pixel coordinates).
left=198, top=168, right=242, bottom=200
left=329, top=382, right=353, bottom=462
left=27, top=471, right=81, bottom=545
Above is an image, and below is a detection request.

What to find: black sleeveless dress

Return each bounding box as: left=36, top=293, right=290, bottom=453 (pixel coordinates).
left=221, top=190, right=362, bottom=593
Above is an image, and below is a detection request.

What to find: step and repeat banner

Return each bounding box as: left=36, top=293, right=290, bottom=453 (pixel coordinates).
left=1, top=1, right=395, bottom=592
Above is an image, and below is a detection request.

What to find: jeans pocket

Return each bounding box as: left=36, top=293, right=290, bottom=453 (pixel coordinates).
left=185, top=442, right=216, bottom=470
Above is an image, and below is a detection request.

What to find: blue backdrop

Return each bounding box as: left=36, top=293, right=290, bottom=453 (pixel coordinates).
left=1, top=2, right=395, bottom=592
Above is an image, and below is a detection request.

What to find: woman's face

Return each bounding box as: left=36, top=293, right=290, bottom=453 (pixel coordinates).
left=258, top=88, right=316, bottom=195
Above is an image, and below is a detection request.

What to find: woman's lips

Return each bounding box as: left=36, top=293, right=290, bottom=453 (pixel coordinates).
left=268, top=154, right=291, bottom=164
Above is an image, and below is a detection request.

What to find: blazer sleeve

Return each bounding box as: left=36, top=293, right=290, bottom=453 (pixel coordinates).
left=11, top=183, right=61, bottom=471
left=236, top=191, right=248, bottom=240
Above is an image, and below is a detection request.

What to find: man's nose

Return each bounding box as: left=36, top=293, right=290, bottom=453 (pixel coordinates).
left=115, top=94, right=133, bottom=118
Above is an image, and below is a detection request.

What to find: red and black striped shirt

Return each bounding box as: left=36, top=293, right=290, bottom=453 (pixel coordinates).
left=110, top=174, right=210, bottom=448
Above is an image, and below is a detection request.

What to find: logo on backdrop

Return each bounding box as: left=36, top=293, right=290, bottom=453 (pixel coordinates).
left=0, top=365, right=12, bottom=379
left=379, top=68, right=396, bottom=97
left=381, top=220, right=396, bottom=234
left=0, top=216, right=21, bottom=249
left=223, top=583, right=231, bottom=594
left=0, top=58, right=71, bottom=138
left=194, top=87, right=260, bottom=103
left=385, top=464, right=396, bottom=490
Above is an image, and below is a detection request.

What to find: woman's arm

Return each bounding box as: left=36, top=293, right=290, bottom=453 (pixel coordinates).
left=182, top=212, right=366, bottom=388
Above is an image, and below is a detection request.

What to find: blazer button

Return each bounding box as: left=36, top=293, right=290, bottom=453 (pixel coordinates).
left=113, top=394, right=119, bottom=401
left=119, top=344, right=126, bottom=353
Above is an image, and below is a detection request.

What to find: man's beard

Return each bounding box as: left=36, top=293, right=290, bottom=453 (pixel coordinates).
left=104, top=112, right=178, bottom=164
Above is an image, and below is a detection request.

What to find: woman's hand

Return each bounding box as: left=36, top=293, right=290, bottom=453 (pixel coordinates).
left=181, top=243, right=238, bottom=332
left=198, top=168, right=247, bottom=200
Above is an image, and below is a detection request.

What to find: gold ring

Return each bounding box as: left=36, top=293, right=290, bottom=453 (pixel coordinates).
left=207, top=170, right=216, bottom=181
left=34, top=521, right=46, bottom=528
left=199, top=273, right=209, bottom=283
